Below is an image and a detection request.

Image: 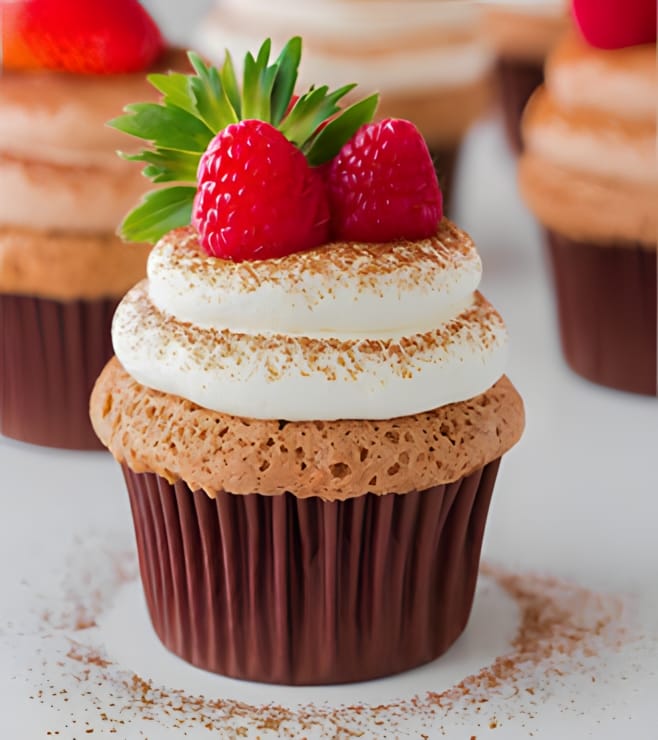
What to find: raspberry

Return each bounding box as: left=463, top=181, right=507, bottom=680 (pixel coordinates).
left=1, top=0, right=164, bottom=74
left=193, top=120, right=330, bottom=261
left=572, top=0, right=656, bottom=50
left=327, top=119, right=443, bottom=243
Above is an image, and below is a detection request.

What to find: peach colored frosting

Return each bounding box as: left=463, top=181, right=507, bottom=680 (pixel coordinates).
left=483, top=2, right=567, bottom=62
left=0, top=228, right=151, bottom=300
left=0, top=59, right=176, bottom=233
left=519, top=32, right=657, bottom=246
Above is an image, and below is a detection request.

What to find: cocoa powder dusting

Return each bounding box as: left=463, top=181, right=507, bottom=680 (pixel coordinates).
left=14, top=546, right=641, bottom=738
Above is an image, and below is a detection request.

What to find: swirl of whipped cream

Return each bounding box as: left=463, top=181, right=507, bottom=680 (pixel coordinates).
left=113, top=221, right=509, bottom=421
left=524, top=35, right=656, bottom=184
left=520, top=32, right=657, bottom=244
left=198, top=0, right=492, bottom=93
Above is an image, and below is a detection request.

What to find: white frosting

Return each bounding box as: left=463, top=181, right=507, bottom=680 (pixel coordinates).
left=215, top=0, right=481, bottom=39
left=199, top=27, right=491, bottom=92
left=197, top=1, right=493, bottom=92
left=113, top=227, right=509, bottom=421
left=147, top=231, right=482, bottom=334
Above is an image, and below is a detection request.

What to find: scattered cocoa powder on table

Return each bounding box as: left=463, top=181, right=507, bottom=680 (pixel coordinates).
left=22, top=553, right=632, bottom=738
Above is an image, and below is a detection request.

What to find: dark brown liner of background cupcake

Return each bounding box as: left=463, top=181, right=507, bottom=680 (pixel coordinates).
left=496, top=58, right=545, bottom=154
left=0, top=294, right=117, bottom=449
left=123, top=459, right=501, bottom=686
left=546, top=232, right=657, bottom=396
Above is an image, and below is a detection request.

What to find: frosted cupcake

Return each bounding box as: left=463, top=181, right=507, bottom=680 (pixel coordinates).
left=0, top=0, right=168, bottom=448
left=196, top=0, right=493, bottom=210
left=519, top=0, right=657, bottom=395
left=91, top=40, right=524, bottom=685
left=482, top=0, right=567, bottom=152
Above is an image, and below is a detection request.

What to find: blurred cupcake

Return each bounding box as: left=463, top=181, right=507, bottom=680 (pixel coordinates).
left=196, top=0, right=494, bottom=211
left=0, top=0, right=169, bottom=449
left=91, top=41, right=524, bottom=685
left=483, top=0, right=567, bottom=153
left=519, top=2, right=657, bottom=395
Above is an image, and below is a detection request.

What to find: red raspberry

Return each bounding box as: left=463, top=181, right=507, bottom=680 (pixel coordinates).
left=327, top=119, right=443, bottom=243
left=193, top=120, right=330, bottom=261
left=1, top=0, right=164, bottom=74
left=572, top=0, right=656, bottom=50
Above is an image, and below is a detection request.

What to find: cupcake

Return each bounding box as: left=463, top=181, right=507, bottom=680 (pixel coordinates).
left=519, top=0, right=657, bottom=395
left=483, top=0, right=567, bottom=153
left=0, top=0, right=170, bottom=449
left=196, top=0, right=493, bottom=212
left=91, top=40, right=525, bottom=685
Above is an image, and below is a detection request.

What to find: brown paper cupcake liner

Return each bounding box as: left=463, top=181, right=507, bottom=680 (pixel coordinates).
left=0, top=293, right=118, bottom=449
left=496, top=58, right=545, bottom=154
left=546, top=231, right=657, bottom=396
left=122, top=458, right=501, bottom=686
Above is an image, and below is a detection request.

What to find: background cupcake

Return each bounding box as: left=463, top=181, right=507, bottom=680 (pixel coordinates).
left=196, top=0, right=493, bottom=212
left=91, top=41, right=524, bottom=685
left=482, top=0, right=567, bottom=153
left=0, top=0, right=169, bottom=449
left=518, top=0, right=657, bottom=395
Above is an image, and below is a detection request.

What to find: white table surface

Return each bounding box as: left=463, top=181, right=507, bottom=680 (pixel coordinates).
left=2, top=4, right=657, bottom=737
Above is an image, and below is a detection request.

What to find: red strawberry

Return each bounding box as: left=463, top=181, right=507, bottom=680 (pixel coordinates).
left=572, top=0, right=657, bottom=50
left=0, top=0, right=164, bottom=74
left=193, top=120, right=330, bottom=261
left=327, top=119, right=443, bottom=243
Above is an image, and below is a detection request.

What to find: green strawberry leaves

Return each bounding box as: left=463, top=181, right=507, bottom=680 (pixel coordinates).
left=119, top=187, right=197, bottom=244
left=305, top=94, right=380, bottom=166
left=110, top=37, right=379, bottom=243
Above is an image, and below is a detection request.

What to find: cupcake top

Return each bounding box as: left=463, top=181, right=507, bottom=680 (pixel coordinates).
left=198, top=0, right=492, bottom=95
left=0, top=0, right=173, bottom=235
left=113, top=222, right=507, bottom=422
left=0, top=0, right=174, bottom=300
left=0, top=66, right=175, bottom=234
left=91, top=39, right=524, bottom=497
left=482, top=0, right=568, bottom=62
left=519, top=4, right=657, bottom=246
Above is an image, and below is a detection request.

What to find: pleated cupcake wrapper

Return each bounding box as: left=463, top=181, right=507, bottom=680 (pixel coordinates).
left=123, top=459, right=501, bottom=686
left=546, top=232, right=658, bottom=396
left=496, top=58, right=545, bottom=154
left=0, top=293, right=117, bottom=449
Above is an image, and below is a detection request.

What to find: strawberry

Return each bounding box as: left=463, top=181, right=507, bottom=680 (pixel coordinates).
left=193, top=121, right=330, bottom=261
left=1, top=0, right=164, bottom=74
left=572, top=0, right=657, bottom=50
left=327, top=119, right=443, bottom=243
left=111, top=39, right=379, bottom=259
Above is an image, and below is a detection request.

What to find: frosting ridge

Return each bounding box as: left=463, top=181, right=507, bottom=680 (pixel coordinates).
left=198, top=1, right=492, bottom=93
left=113, top=222, right=509, bottom=421
left=520, top=32, right=657, bottom=244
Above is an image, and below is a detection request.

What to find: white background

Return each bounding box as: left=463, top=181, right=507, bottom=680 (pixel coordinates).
left=1, top=2, right=657, bottom=738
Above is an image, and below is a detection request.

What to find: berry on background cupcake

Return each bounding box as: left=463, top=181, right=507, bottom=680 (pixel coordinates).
left=91, top=38, right=524, bottom=685
left=1, top=0, right=163, bottom=73
left=519, top=0, right=657, bottom=395
left=0, top=0, right=182, bottom=449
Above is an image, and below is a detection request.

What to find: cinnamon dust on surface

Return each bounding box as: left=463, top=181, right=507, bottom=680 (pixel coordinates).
left=9, top=544, right=643, bottom=738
